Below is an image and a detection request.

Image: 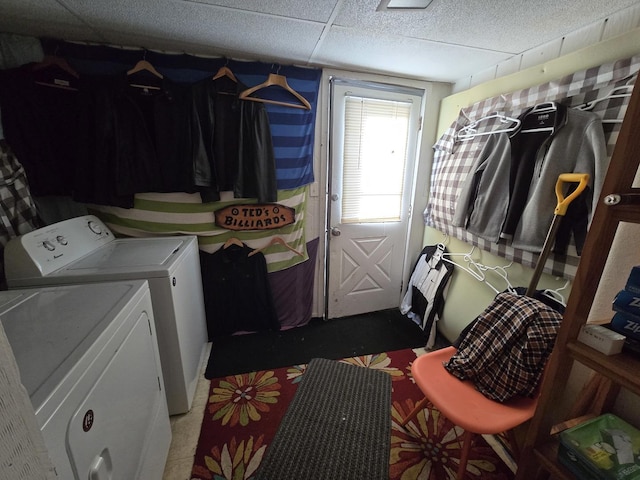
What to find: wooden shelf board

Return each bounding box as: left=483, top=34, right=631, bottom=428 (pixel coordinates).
left=566, top=341, right=640, bottom=397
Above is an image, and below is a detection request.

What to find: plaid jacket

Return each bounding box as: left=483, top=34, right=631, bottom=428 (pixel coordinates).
left=0, top=142, right=40, bottom=288
left=444, top=291, right=562, bottom=402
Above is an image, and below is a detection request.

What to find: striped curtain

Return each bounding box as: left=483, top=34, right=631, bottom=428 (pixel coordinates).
left=89, top=186, right=309, bottom=273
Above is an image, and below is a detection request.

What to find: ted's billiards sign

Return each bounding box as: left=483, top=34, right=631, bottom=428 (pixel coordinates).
left=214, top=204, right=296, bottom=231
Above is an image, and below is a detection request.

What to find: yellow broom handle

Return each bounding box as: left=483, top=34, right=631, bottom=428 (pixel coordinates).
left=554, top=173, right=590, bottom=216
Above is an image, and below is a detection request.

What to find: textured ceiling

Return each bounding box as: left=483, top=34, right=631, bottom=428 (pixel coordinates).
left=1, top=0, right=640, bottom=82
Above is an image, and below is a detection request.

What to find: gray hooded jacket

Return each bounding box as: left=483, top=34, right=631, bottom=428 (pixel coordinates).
left=452, top=104, right=607, bottom=253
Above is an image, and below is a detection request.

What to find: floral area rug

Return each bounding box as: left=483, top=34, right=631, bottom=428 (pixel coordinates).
left=190, top=348, right=515, bottom=480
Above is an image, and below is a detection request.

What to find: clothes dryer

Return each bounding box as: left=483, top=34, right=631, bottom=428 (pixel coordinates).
left=0, top=280, right=171, bottom=480
left=4, top=214, right=208, bottom=415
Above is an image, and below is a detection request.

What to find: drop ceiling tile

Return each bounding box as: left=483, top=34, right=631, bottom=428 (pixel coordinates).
left=334, top=0, right=640, bottom=53
left=495, top=55, right=524, bottom=79
left=314, top=26, right=511, bottom=81
left=560, top=23, right=605, bottom=56
left=65, top=0, right=323, bottom=63
left=180, top=0, right=338, bottom=23
left=602, top=3, right=640, bottom=40
left=519, top=38, right=563, bottom=71
left=0, top=21, right=106, bottom=46
left=0, top=0, right=101, bottom=42
left=0, top=0, right=80, bottom=24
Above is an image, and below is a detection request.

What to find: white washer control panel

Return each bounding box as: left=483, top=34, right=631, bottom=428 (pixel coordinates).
left=4, top=215, right=115, bottom=280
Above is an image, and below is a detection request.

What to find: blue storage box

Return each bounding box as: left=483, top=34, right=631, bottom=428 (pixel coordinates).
left=611, top=313, right=640, bottom=342
left=613, top=290, right=640, bottom=318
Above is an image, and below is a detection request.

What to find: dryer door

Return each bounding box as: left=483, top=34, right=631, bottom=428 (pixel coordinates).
left=66, top=310, right=166, bottom=480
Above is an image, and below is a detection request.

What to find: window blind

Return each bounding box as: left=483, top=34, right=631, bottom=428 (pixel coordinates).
left=342, top=95, right=412, bottom=223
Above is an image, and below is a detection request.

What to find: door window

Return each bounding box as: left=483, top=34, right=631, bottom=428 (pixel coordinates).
left=342, top=96, right=412, bottom=223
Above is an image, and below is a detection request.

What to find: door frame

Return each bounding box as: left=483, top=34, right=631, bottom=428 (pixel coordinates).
left=311, top=69, right=449, bottom=321
left=323, top=76, right=427, bottom=319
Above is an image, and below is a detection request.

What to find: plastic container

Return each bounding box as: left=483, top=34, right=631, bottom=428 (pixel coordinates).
left=558, top=414, right=640, bottom=480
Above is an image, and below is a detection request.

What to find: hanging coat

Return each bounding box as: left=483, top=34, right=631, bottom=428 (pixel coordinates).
left=452, top=104, right=607, bottom=253
left=199, top=244, right=280, bottom=339
left=191, top=76, right=277, bottom=203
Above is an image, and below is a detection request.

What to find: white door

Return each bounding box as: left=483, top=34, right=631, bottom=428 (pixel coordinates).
left=327, top=79, right=424, bottom=318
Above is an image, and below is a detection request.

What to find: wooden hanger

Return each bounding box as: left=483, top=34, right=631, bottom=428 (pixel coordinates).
left=127, top=58, right=163, bottom=90
left=212, top=64, right=239, bottom=96
left=213, top=65, right=237, bottom=83
left=248, top=236, right=304, bottom=257
left=239, top=73, right=311, bottom=110
left=32, top=54, right=79, bottom=91
left=223, top=237, right=244, bottom=249
left=127, top=59, right=163, bottom=78
left=33, top=55, right=79, bottom=78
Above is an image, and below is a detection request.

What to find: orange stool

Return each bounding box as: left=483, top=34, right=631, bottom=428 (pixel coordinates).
left=401, top=346, right=540, bottom=479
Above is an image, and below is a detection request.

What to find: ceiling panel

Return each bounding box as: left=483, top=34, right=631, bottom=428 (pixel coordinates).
left=63, top=0, right=324, bottom=63
left=316, top=26, right=512, bottom=81
left=184, top=0, right=338, bottom=23
left=334, top=0, right=640, bottom=53
left=0, top=0, right=79, bottom=23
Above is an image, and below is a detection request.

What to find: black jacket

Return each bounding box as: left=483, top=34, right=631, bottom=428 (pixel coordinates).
left=199, top=244, right=280, bottom=338
left=74, top=74, right=203, bottom=207
left=0, top=64, right=81, bottom=197
left=192, top=76, right=277, bottom=203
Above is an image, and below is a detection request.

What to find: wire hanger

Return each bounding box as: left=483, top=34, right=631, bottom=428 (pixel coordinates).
left=541, top=279, right=570, bottom=306
left=456, top=113, right=521, bottom=141
left=574, top=79, right=635, bottom=123
left=32, top=52, right=79, bottom=91
left=127, top=52, right=163, bottom=91
left=442, top=246, right=502, bottom=294
left=239, top=66, right=311, bottom=110
left=574, top=79, right=635, bottom=112
left=478, top=261, right=517, bottom=294
left=440, top=247, right=500, bottom=294
left=248, top=236, right=304, bottom=257
left=518, top=102, right=558, bottom=134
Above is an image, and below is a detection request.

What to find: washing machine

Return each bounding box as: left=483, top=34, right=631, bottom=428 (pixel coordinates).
left=4, top=214, right=208, bottom=415
left=0, top=280, right=171, bottom=480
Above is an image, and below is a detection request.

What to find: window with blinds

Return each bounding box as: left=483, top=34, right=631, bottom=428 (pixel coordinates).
left=342, top=96, right=412, bottom=223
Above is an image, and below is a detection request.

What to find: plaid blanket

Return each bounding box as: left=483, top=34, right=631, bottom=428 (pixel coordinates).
left=444, top=292, right=562, bottom=402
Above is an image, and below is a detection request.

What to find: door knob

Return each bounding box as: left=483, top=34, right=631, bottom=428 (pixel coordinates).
left=331, top=194, right=339, bottom=201
left=331, top=227, right=341, bottom=237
